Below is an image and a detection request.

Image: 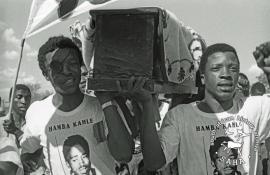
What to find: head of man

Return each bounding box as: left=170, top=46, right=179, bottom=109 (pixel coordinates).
left=9, top=84, right=31, bottom=116
left=237, top=73, right=250, bottom=97
left=199, top=43, right=240, bottom=103
left=234, top=73, right=250, bottom=100
left=63, top=135, right=92, bottom=175
left=250, top=82, right=266, bottom=96
left=38, top=36, right=83, bottom=95
left=209, top=137, right=239, bottom=175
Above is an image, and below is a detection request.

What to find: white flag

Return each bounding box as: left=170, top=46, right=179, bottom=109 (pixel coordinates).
left=23, top=0, right=117, bottom=38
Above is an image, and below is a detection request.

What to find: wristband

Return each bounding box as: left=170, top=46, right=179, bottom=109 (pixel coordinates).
left=101, top=101, right=116, bottom=110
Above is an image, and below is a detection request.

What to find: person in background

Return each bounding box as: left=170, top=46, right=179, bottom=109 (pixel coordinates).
left=250, top=82, right=266, bottom=96
left=0, top=84, right=31, bottom=175
left=234, top=73, right=250, bottom=98
left=3, top=84, right=31, bottom=143
left=249, top=81, right=268, bottom=175
left=234, top=72, right=250, bottom=106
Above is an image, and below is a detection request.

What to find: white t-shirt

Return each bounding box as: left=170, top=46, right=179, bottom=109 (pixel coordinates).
left=20, top=95, right=117, bottom=175
left=0, top=116, right=24, bottom=175
left=159, top=96, right=270, bottom=175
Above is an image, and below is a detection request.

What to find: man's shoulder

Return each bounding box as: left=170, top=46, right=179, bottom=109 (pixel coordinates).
left=170, top=102, right=195, bottom=113
left=29, top=95, right=53, bottom=109
left=167, top=102, right=196, bottom=120
left=84, top=94, right=98, bottom=102
left=83, top=95, right=101, bottom=108
left=238, top=95, right=270, bottom=112
left=244, top=95, right=269, bottom=104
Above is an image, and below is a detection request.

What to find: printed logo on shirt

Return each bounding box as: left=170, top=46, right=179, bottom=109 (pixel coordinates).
left=62, top=134, right=98, bottom=175
left=48, top=118, right=94, bottom=132
left=61, top=135, right=127, bottom=175
left=208, top=115, right=259, bottom=174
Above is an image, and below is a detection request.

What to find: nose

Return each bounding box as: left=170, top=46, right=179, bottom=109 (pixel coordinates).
left=78, top=157, right=86, bottom=166
left=20, top=97, right=26, bottom=104
left=220, top=67, right=232, bottom=80
left=62, top=64, right=72, bottom=75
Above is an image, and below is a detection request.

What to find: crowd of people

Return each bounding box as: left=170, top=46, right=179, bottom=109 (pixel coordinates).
left=0, top=9, right=270, bottom=175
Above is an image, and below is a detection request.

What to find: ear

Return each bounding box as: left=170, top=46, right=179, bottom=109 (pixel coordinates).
left=200, top=74, right=205, bottom=85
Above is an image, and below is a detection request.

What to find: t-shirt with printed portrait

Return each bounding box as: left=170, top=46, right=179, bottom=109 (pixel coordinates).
left=20, top=95, right=117, bottom=175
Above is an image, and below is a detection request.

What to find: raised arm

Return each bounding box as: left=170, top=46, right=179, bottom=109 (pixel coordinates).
left=95, top=92, right=134, bottom=163
left=126, top=77, right=166, bottom=171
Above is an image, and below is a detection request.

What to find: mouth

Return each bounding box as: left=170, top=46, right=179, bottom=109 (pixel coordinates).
left=79, top=166, right=88, bottom=173
left=63, top=78, right=75, bottom=87
left=18, top=106, right=27, bottom=111
left=217, top=82, right=234, bottom=92
left=223, top=167, right=234, bottom=174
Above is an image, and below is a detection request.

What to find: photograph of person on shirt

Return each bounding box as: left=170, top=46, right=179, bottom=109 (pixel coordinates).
left=209, top=137, right=241, bottom=175
left=63, top=135, right=96, bottom=175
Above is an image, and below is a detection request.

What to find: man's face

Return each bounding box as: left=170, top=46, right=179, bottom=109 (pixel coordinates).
left=214, top=145, right=238, bottom=175
left=44, top=48, right=81, bottom=95
left=203, top=51, right=239, bottom=102
left=13, top=89, right=31, bottom=116
left=67, top=144, right=91, bottom=175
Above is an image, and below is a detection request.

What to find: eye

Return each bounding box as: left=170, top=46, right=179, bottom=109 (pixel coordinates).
left=50, top=61, right=62, bottom=71
left=16, top=95, right=23, bottom=99
left=71, top=158, right=78, bottom=162
left=230, top=66, right=239, bottom=72
left=211, top=66, right=220, bottom=72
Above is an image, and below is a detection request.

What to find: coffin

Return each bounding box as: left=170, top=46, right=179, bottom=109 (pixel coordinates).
left=87, top=7, right=206, bottom=94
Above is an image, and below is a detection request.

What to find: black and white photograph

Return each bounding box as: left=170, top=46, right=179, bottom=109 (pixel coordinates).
left=0, top=0, right=270, bottom=175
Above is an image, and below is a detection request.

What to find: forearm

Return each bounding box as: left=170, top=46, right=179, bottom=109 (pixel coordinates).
left=103, top=105, right=133, bottom=162
left=140, top=99, right=166, bottom=171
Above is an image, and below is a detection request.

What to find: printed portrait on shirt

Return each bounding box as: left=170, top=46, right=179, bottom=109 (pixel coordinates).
left=63, top=134, right=96, bottom=175
left=209, top=136, right=242, bottom=175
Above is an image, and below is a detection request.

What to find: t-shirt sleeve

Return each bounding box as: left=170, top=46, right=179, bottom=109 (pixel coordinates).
left=258, top=95, right=270, bottom=141
left=0, top=133, right=24, bottom=175
left=20, top=104, right=42, bottom=154
left=158, top=108, right=181, bottom=164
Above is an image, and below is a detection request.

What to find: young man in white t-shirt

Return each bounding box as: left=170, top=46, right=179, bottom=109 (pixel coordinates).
left=20, top=36, right=134, bottom=175
left=0, top=84, right=32, bottom=175
left=140, top=42, right=270, bottom=175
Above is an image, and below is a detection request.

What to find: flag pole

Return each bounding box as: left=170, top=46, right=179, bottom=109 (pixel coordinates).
left=7, top=38, right=26, bottom=136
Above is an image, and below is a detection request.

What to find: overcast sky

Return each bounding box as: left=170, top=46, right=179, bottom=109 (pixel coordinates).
left=0, top=0, right=270, bottom=100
